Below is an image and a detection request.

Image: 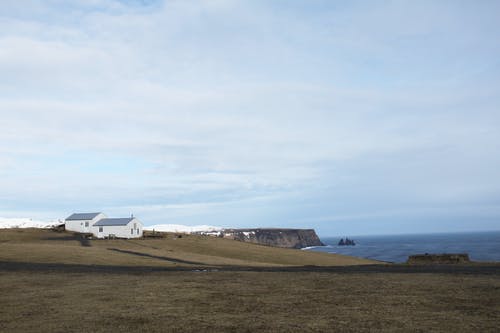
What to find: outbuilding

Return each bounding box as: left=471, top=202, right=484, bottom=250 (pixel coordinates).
left=92, top=217, right=143, bottom=239
left=65, top=212, right=107, bottom=234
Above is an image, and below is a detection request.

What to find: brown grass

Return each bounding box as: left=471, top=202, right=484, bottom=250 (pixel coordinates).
left=0, top=228, right=378, bottom=267
left=0, top=271, right=498, bottom=332
left=1, top=229, right=499, bottom=332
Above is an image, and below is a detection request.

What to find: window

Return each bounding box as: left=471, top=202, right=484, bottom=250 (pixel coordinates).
left=137, top=229, right=139, bottom=235
left=131, top=228, right=133, bottom=235
left=99, top=227, right=103, bottom=232
left=134, top=223, right=137, bottom=229
left=85, top=222, right=89, bottom=227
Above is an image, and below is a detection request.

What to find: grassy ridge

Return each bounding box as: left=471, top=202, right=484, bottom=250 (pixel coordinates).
left=0, top=228, right=378, bottom=267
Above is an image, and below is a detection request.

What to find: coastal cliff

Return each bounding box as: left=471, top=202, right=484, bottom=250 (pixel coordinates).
left=220, top=228, right=324, bottom=249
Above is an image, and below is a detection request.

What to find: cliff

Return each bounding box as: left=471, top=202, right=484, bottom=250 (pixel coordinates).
left=220, top=228, right=324, bottom=249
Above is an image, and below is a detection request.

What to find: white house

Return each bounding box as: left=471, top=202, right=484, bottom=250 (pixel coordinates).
left=91, top=217, right=143, bottom=239
left=65, top=212, right=107, bottom=233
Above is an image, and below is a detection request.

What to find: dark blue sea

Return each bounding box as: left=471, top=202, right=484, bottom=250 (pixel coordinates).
left=305, top=231, right=500, bottom=263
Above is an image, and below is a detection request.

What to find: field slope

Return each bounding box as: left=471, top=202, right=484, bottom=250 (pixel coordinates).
left=0, top=228, right=378, bottom=267
left=1, top=229, right=499, bottom=332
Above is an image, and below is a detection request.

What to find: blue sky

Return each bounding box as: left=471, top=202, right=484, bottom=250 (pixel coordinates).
left=1, top=0, right=499, bottom=236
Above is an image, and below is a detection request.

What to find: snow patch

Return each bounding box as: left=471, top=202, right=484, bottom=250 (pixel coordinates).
left=144, top=224, right=223, bottom=234
left=0, top=217, right=61, bottom=229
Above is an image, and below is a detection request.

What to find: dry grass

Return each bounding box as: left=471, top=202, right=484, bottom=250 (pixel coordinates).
left=0, top=228, right=378, bottom=267
left=0, top=271, right=498, bottom=332
left=1, top=229, right=499, bottom=332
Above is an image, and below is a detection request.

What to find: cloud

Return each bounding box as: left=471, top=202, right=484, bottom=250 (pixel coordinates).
left=0, top=1, right=499, bottom=234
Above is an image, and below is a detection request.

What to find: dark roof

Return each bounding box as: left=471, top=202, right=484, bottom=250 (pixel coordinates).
left=93, top=218, right=136, bottom=226
left=66, top=212, right=102, bottom=221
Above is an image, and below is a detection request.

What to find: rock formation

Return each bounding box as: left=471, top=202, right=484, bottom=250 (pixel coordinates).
left=219, top=228, right=324, bottom=249
left=338, top=237, right=356, bottom=246
left=407, top=253, right=470, bottom=264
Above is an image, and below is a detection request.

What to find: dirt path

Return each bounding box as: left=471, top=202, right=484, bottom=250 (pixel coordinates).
left=107, top=248, right=206, bottom=265
left=1, top=260, right=499, bottom=275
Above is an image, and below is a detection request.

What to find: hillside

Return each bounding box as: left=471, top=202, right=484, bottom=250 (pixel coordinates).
left=0, top=228, right=378, bottom=267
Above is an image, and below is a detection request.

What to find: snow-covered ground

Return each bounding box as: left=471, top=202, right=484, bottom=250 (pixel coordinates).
left=0, top=217, right=223, bottom=234
left=144, top=224, right=223, bottom=234
left=0, top=217, right=61, bottom=229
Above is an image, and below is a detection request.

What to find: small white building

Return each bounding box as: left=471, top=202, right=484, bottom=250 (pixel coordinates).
left=65, top=212, right=107, bottom=233
left=91, top=217, right=143, bottom=239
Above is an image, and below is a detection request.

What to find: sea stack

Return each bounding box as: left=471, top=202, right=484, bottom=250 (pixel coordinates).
left=338, top=237, right=356, bottom=246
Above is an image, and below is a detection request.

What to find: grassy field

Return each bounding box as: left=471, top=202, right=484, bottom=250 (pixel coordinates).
left=0, top=270, right=499, bottom=332
left=1, top=228, right=499, bottom=332
left=0, top=228, right=378, bottom=267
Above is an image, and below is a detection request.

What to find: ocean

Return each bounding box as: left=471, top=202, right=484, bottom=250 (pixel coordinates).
left=305, top=231, right=500, bottom=263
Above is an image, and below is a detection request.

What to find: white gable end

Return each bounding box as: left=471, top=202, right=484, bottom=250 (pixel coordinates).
left=91, top=218, right=143, bottom=239
left=65, top=213, right=106, bottom=233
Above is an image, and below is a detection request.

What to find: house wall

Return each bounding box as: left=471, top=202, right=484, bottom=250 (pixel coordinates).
left=91, top=218, right=143, bottom=239
left=65, top=213, right=106, bottom=233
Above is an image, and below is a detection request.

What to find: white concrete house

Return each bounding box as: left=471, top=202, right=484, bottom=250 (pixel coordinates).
left=91, top=217, right=143, bottom=239
left=65, top=212, right=107, bottom=233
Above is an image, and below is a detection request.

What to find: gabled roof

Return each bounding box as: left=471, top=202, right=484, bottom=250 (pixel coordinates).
left=93, top=218, right=136, bottom=226
left=66, top=212, right=102, bottom=221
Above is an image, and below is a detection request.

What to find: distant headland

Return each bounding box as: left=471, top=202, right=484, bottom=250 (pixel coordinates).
left=201, top=228, right=325, bottom=249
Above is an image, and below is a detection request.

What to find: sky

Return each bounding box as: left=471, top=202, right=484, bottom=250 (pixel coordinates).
left=1, top=0, right=500, bottom=236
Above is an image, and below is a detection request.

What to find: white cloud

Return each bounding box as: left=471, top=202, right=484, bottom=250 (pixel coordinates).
left=1, top=1, right=499, bottom=233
